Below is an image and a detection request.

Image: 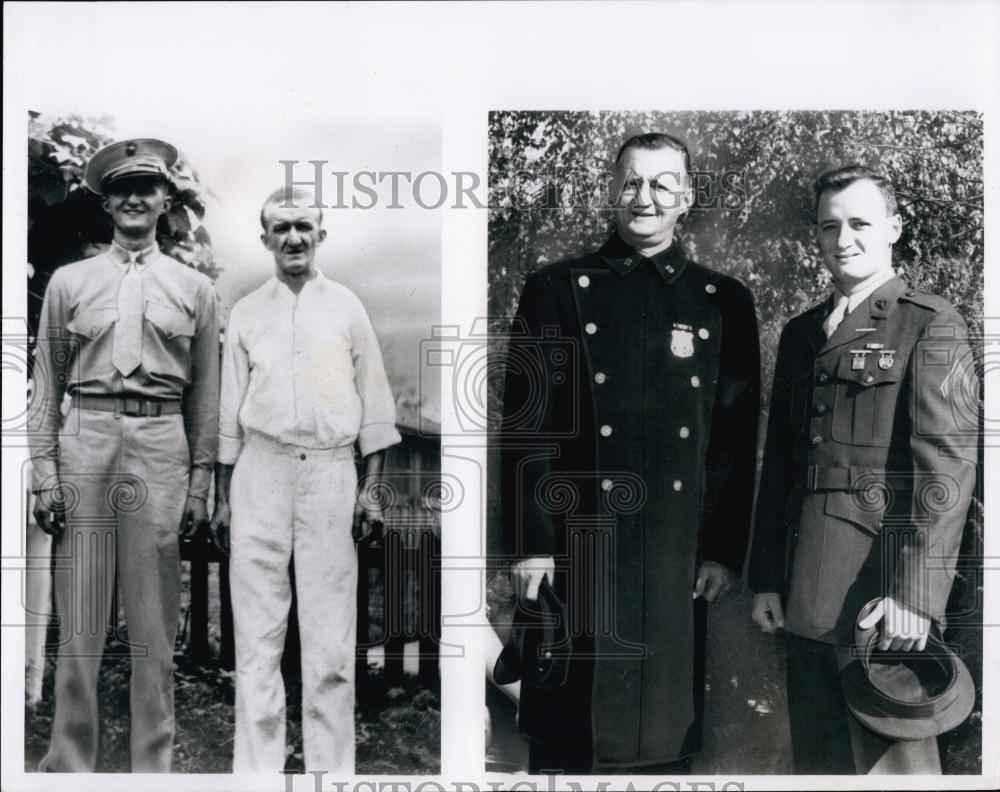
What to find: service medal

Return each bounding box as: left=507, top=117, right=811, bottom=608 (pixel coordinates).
left=878, top=350, right=896, bottom=370
left=670, top=323, right=694, bottom=358
left=850, top=349, right=870, bottom=371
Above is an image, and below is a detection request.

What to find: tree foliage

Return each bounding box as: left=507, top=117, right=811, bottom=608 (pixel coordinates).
left=27, top=112, right=221, bottom=354
left=28, top=111, right=221, bottom=281
left=487, top=111, right=984, bottom=773
left=488, top=110, right=984, bottom=390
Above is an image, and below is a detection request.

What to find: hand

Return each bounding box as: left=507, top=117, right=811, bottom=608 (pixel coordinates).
left=353, top=478, right=385, bottom=542
left=180, top=496, right=209, bottom=541
left=752, top=592, right=785, bottom=633
left=33, top=487, right=67, bottom=537
left=510, top=556, right=554, bottom=601
left=693, top=560, right=737, bottom=602
left=208, top=499, right=230, bottom=556
left=858, top=596, right=930, bottom=652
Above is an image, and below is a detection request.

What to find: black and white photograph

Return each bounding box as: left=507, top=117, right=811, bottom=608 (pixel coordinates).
left=486, top=111, right=984, bottom=776
left=19, top=114, right=442, bottom=774
left=2, top=3, right=997, bottom=792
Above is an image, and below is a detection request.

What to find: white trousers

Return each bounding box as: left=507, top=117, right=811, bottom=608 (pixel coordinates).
left=230, top=435, right=358, bottom=774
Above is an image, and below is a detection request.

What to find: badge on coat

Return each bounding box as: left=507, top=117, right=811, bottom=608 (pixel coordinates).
left=670, top=323, right=694, bottom=358
left=850, top=349, right=871, bottom=371
left=878, top=350, right=896, bottom=370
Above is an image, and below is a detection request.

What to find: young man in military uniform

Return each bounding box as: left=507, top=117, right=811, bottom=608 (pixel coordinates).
left=30, top=139, right=219, bottom=772
left=501, top=133, right=760, bottom=773
left=749, top=164, right=978, bottom=773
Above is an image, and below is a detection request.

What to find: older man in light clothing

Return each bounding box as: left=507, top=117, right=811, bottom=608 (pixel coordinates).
left=212, top=187, right=400, bottom=773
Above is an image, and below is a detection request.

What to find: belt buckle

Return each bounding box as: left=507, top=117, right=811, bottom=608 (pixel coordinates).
left=121, top=398, right=143, bottom=416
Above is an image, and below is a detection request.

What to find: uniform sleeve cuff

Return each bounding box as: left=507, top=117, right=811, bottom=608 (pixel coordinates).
left=358, top=423, right=402, bottom=458
left=30, top=459, right=60, bottom=493
left=188, top=467, right=212, bottom=501
left=218, top=434, right=244, bottom=466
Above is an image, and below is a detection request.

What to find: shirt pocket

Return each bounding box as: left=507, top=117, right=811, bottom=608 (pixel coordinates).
left=823, top=487, right=887, bottom=536
left=810, top=489, right=887, bottom=629
left=145, top=300, right=196, bottom=339
left=831, top=352, right=904, bottom=447
left=66, top=306, right=117, bottom=339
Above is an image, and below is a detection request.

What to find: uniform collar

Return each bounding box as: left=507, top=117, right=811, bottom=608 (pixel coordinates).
left=819, top=276, right=907, bottom=354
left=109, top=240, right=160, bottom=271
left=832, top=268, right=897, bottom=315
left=598, top=232, right=688, bottom=284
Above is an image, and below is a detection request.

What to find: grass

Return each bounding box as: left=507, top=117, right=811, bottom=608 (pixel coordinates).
left=24, top=632, right=441, bottom=774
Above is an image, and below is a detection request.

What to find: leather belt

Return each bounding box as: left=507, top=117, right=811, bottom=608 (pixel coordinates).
left=72, top=395, right=182, bottom=417
left=801, top=465, right=886, bottom=492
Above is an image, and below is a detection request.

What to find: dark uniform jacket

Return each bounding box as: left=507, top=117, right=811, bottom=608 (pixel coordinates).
left=749, top=277, right=978, bottom=644
left=501, top=233, right=760, bottom=767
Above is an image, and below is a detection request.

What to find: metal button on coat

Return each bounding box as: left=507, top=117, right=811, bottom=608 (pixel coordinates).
left=594, top=372, right=607, bottom=385
left=601, top=478, right=613, bottom=492
left=673, top=480, right=683, bottom=491
left=811, top=435, right=823, bottom=448
left=698, top=328, right=709, bottom=340
left=600, top=425, right=613, bottom=437
left=817, top=372, right=829, bottom=385
left=814, top=404, right=827, bottom=416
left=691, top=376, right=701, bottom=388
left=585, top=322, right=597, bottom=335
left=705, top=284, right=717, bottom=294
left=300, top=453, right=307, bottom=460
left=578, top=275, right=590, bottom=288
left=679, top=426, right=690, bottom=439
left=863, top=373, right=874, bottom=384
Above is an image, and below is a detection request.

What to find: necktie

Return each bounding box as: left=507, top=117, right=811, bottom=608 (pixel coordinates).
left=823, top=293, right=850, bottom=339
left=113, top=254, right=143, bottom=376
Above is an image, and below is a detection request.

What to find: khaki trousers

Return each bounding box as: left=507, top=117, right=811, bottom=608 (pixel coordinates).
left=39, top=410, right=188, bottom=772
left=230, top=436, right=358, bottom=774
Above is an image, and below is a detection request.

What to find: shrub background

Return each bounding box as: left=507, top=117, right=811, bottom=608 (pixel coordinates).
left=486, top=110, right=984, bottom=773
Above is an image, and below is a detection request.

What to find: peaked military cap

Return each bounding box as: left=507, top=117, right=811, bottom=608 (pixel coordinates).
left=84, top=138, right=178, bottom=194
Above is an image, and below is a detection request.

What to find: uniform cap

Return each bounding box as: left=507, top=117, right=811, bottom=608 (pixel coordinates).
left=84, top=138, right=178, bottom=194
left=493, top=575, right=571, bottom=691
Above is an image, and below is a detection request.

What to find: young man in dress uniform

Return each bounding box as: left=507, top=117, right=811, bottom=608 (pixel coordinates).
left=211, top=187, right=400, bottom=773
left=30, top=138, right=219, bottom=772
left=501, top=133, right=760, bottom=773
left=749, top=164, right=979, bottom=773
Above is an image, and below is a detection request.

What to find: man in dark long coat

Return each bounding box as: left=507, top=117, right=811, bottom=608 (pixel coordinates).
left=501, top=133, right=760, bottom=773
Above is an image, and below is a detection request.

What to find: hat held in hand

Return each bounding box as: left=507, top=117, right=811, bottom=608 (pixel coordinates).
left=840, top=598, right=975, bottom=740
left=493, top=575, right=570, bottom=691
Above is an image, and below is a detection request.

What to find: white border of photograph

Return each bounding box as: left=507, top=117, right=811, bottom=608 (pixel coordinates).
left=4, top=2, right=998, bottom=791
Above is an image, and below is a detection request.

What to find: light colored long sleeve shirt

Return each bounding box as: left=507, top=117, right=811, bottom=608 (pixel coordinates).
left=29, top=242, right=220, bottom=498
left=218, top=273, right=401, bottom=465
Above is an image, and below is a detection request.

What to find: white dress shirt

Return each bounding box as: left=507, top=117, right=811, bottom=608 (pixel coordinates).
left=835, top=266, right=897, bottom=314
left=218, top=273, right=400, bottom=464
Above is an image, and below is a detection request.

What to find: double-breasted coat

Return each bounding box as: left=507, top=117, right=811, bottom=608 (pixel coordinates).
left=749, top=277, right=978, bottom=644
left=501, top=233, right=760, bottom=767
